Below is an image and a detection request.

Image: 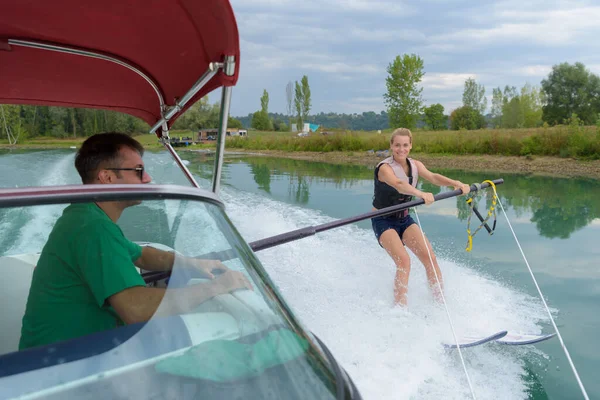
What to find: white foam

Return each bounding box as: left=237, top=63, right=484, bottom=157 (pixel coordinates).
left=0, top=151, right=552, bottom=399
left=7, top=154, right=75, bottom=255
left=220, top=185, right=550, bottom=400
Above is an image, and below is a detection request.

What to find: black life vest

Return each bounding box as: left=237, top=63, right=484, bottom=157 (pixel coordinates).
left=372, top=156, right=419, bottom=216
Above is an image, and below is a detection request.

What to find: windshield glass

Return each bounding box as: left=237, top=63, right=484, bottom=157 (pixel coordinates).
left=0, top=196, right=339, bottom=399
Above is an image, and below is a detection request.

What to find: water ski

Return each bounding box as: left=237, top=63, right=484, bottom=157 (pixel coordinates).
left=443, top=331, right=556, bottom=349
left=442, top=330, right=507, bottom=349
left=496, top=332, right=557, bottom=346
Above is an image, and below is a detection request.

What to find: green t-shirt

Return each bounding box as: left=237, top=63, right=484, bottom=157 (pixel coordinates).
left=19, top=203, right=145, bottom=350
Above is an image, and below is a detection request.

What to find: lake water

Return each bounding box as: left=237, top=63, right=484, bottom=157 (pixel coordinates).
left=1, top=148, right=598, bottom=400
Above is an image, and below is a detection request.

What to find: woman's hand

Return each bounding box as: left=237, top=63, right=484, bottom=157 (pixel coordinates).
left=419, top=191, right=435, bottom=205
left=453, top=181, right=471, bottom=196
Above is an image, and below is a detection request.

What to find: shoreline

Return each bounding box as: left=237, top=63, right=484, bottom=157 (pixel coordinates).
left=215, top=149, right=600, bottom=180
left=3, top=144, right=600, bottom=180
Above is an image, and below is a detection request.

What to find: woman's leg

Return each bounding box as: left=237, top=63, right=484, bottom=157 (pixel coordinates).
left=379, top=229, right=412, bottom=306
left=402, top=224, right=444, bottom=303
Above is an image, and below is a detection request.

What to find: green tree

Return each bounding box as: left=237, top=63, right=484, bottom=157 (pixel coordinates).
left=462, top=78, right=487, bottom=114
left=541, top=62, right=600, bottom=125
left=501, top=86, right=524, bottom=128
left=228, top=117, right=243, bottom=129
left=423, top=103, right=446, bottom=130
left=383, top=54, right=424, bottom=129
left=0, top=105, right=25, bottom=143
left=294, top=81, right=303, bottom=127
left=450, top=106, right=485, bottom=130
left=251, top=110, right=272, bottom=130
left=520, top=83, right=544, bottom=128
left=286, top=81, right=293, bottom=127
left=260, top=89, right=269, bottom=114
left=301, top=75, right=311, bottom=125
left=491, top=87, right=503, bottom=127
left=272, top=119, right=288, bottom=132
left=249, top=90, right=273, bottom=131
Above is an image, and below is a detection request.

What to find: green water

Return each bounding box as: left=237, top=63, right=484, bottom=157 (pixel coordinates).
left=192, top=153, right=600, bottom=399
left=0, top=149, right=598, bottom=399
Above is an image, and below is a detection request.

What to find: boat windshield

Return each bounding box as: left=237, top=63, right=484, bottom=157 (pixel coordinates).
left=0, top=194, right=342, bottom=399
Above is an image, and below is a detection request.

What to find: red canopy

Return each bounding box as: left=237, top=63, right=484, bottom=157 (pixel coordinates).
left=0, top=0, right=240, bottom=134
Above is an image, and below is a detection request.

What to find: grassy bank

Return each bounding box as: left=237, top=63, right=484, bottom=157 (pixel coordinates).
left=2, top=127, right=600, bottom=179
left=0, top=130, right=200, bottom=151
left=4, top=126, right=599, bottom=160
left=229, top=126, right=600, bottom=160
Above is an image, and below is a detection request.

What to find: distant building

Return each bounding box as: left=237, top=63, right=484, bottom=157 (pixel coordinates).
left=197, top=128, right=248, bottom=141
left=197, top=128, right=218, bottom=141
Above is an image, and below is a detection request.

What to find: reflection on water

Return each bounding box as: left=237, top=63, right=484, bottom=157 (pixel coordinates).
left=212, top=155, right=600, bottom=240
left=0, top=149, right=597, bottom=399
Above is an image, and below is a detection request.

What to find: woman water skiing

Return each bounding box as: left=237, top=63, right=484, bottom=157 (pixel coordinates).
left=371, top=128, right=470, bottom=306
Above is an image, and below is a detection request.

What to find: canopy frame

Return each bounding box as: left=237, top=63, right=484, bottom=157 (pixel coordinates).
left=5, top=38, right=237, bottom=191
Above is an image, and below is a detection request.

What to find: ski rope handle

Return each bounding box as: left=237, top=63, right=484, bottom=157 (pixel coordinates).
left=465, top=180, right=498, bottom=252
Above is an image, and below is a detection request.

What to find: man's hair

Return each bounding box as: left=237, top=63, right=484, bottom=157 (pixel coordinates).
left=75, top=132, right=145, bottom=183
left=390, top=128, right=412, bottom=144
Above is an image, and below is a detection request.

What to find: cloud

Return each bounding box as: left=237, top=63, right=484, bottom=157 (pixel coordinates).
left=427, top=5, right=600, bottom=50
left=515, top=65, right=552, bottom=77
left=223, top=0, right=600, bottom=115
left=322, top=97, right=385, bottom=114
left=232, top=0, right=418, bottom=16
left=422, top=73, right=476, bottom=90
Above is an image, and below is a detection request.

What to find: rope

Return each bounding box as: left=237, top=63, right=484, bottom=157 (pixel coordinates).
left=487, top=184, right=590, bottom=400
left=413, top=208, right=477, bottom=400
left=465, top=181, right=497, bottom=252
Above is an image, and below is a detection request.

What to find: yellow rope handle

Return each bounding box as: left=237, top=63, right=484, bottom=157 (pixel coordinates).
left=465, top=180, right=499, bottom=252
left=466, top=229, right=473, bottom=252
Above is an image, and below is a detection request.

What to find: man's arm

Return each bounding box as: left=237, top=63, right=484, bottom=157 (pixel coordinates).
left=134, top=246, right=174, bottom=272
left=108, top=269, right=252, bottom=324
left=134, top=246, right=230, bottom=279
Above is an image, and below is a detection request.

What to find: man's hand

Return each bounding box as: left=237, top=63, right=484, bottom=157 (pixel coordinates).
left=213, top=269, right=254, bottom=293
left=185, top=258, right=229, bottom=279
left=453, top=181, right=471, bottom=196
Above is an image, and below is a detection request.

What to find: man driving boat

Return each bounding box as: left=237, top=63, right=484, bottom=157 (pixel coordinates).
left=19, top=132, right=252, bottom=350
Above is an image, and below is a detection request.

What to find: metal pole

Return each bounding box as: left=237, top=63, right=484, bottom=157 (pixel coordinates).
left=141, top=179, right=504, bottom=284
left=212, top=83, right=233, bottom=194
left=160, top=123, right=200, bottom=188
left=150, top=65, right=220, bottom=134
left=249, top=179, right=504, bottom=252
left=9, top=39, right=165, bottom=110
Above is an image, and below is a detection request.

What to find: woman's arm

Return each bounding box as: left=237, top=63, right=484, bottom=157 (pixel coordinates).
left=378, top=164, right=424, bottom=197
left=378, top=164, right=435, bottom=204
left=414, top=160, right=470, bottom=194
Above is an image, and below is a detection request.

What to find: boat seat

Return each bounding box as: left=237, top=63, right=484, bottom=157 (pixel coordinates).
left=0, top=254, right=39, bottom=355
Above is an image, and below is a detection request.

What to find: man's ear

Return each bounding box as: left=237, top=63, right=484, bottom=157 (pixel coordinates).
left=97, top=169, right=113, bottom=184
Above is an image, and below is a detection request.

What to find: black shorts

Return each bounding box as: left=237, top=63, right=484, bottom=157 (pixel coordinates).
left=371, top=215, right=417, bottom=246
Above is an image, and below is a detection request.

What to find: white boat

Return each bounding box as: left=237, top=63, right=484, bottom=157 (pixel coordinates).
left=3, top=1, right=587, bottom=400
left=0, top=1, right=366, bottom=398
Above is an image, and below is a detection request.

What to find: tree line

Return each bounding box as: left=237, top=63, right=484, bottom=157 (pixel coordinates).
left=385, top=55, right=600, bottom=131
left=237, top=111, right=390, bottom=131
left=3, top=58, right=600, bottom=140
left=0, top=96, right=245, bottom=142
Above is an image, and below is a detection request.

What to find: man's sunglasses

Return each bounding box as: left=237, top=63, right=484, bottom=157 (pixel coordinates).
left=106, top=167, right=144, bottom=180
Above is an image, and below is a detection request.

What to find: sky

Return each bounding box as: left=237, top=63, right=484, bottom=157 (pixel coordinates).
left=212, top=0, right=600, bottom=118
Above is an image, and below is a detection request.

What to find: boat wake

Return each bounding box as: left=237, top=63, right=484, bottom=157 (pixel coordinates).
left=220, top=185, right=551, bottom=400
left=1, top=152, right=75, bottom=255
left=0, top=151, right=552, bottom=399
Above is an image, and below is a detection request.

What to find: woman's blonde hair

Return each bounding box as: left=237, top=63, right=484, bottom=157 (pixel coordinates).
left=390, top=128, right=412, bottom=144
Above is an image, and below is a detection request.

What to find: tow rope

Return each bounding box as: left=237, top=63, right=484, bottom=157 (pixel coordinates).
left=465, top=180, right=498, bottom=252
